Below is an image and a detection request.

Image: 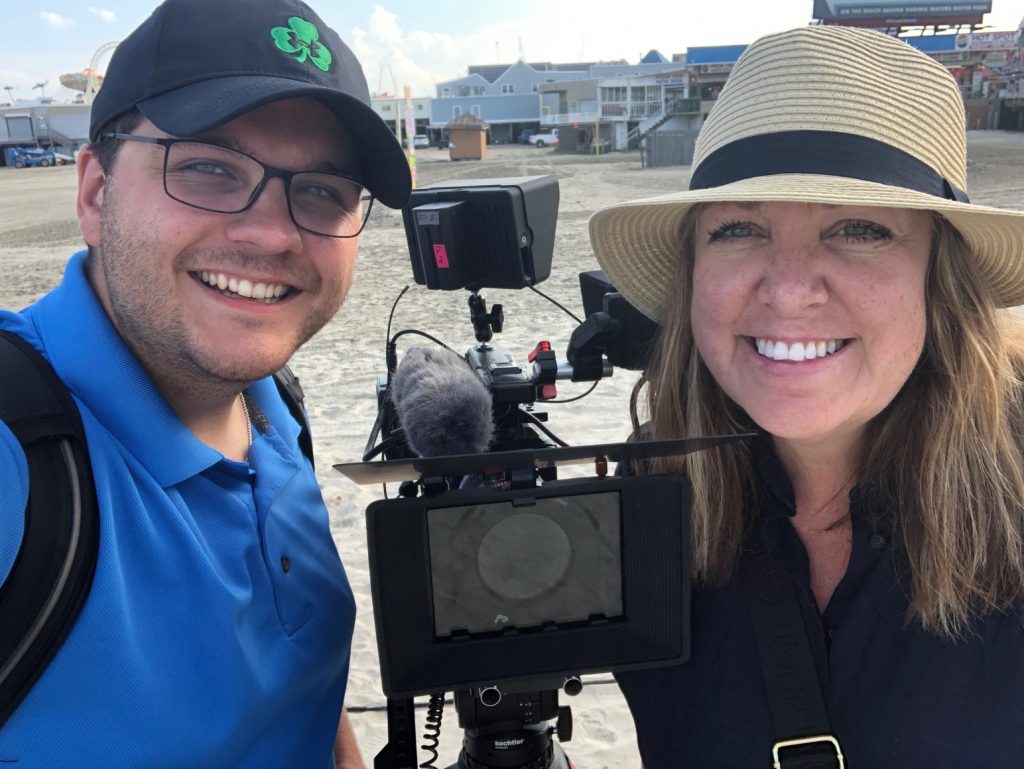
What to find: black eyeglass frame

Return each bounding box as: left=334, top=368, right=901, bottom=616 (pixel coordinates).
left=101, top=132, right=375, bottom=238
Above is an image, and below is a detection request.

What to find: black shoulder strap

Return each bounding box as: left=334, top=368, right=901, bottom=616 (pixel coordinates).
left=0, top=330, right=100, bottom=727
left=740, top=550, right=845, bottom=769
left=273, top=364, right=314, bottom=469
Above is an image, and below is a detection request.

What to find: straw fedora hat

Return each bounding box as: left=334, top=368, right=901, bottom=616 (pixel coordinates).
left=589, top=25, right=1024, bottom=322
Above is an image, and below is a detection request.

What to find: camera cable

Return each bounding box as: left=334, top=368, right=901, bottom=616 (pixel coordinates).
left=528, top=285, right=582, bottom=324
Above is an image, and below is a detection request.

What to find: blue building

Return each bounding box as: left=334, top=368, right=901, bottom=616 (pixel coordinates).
left=430, top=60, right=595, bottom=143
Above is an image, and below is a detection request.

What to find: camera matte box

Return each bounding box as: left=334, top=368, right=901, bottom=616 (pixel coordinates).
left=366, top=473, right=691, bottom=698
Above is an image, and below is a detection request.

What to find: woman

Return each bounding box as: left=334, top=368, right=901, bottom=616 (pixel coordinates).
left=589, top=25, right=1024, bottom=767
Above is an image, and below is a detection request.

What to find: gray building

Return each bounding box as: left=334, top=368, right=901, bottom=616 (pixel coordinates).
left=369, top=95, right=432, bottom=144
left=0, top=102, right=90, bottom=164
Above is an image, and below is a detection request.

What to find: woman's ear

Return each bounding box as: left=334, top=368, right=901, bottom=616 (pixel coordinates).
left=76, top=145, right=105, bottom=247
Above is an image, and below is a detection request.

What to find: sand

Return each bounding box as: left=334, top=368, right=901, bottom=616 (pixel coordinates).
left=3, top=133, right=1024, bottom=766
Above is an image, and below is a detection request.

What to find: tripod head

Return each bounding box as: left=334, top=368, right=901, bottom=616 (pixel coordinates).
left=375, top=683, right=575, bottom=769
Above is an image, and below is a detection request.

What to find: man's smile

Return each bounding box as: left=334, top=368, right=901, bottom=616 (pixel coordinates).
left=193, top=270, right=295, bottom=303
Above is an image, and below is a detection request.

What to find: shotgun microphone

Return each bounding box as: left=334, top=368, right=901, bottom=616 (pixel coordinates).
left=390, top=348, right=495, bottom=458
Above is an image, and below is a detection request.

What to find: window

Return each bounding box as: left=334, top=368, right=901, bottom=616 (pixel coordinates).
left=473, top=86, right=486, bottom=95
left=532, top=84, right=539, bottom=92
left=381, top=104, right=391, bottom=112
left=501, top=84, right=515, bottom=94
left=416, top=103, right=424, bottom=111
left=453, top=106, right=462, bottom=118
left=471, top=105, right=481, bottom=117
left=442, top=88, right=451, bottom=97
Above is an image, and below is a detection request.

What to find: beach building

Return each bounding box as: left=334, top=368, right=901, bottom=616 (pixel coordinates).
left=446, top=112, right=489, bottom=160
left=0, top=101, right=89, bottom=166
left=679, top=45, right=748, bottom=113
left=369, top=94, right=432, bottom=146
left=537, top=58, right=698, bottom=153
left=429, top=60, right=595, bottom=145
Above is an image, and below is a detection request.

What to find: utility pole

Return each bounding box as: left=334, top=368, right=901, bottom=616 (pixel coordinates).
left=33, top=80, right=48, bottom=100
left=378, top=65, right=402, bottom=148
left=3, top=85, right=14, bottom=105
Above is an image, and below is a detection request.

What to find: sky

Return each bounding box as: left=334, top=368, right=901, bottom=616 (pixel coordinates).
left=4, top=0, right=1024, bottom=103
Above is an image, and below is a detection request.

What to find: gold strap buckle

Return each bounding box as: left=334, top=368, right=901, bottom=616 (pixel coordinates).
left=772, top=735, right=845, bottom=769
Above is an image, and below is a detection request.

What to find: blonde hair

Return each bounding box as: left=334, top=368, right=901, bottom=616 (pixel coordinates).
left=644, top=206, right=1024, bottom=637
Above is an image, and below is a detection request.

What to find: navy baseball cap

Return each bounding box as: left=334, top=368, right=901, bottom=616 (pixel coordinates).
left=89, top=0, right=411, bottom=208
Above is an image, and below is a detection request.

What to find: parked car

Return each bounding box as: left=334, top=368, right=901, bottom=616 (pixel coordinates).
left=412, top=134, right=429, bottom=149
left=518, top=129, right=537, bottom=144
left=528, top=129, right=559, bottom=148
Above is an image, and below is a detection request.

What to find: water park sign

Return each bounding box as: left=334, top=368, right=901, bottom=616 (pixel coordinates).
left=812, top=0, right=991, bottom=26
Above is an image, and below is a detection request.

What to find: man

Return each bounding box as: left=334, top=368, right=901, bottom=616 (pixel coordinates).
left=0, top=0, right=410, bottom=765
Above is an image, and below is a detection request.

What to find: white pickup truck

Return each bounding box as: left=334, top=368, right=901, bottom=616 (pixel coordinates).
left=528, top=129, right=559, bottom=147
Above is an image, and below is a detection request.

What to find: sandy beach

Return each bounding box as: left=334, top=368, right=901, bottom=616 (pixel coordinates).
left=4, top=133, right=1024, bottom=766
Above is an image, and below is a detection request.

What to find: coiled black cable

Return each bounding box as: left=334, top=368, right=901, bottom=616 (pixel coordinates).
left=419, top=692, right=445, bottom=768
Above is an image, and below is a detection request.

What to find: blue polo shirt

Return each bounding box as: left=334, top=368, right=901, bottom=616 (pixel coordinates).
left=0, top=251, right=355, bottom=768
left=617, top=441, right=1024, bottom=768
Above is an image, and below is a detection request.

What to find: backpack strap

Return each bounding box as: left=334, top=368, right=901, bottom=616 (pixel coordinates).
left=273, top=364, right=314, bottom=469
left=0, top=330, right=100, bottom=727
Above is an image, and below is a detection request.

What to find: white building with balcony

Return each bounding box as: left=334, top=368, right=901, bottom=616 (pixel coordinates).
left=538, top=62, right=698, bottom=151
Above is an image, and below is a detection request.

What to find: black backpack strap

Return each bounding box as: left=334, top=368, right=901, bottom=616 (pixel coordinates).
left=273, top=364, right=314, bottom=468
left=740, top=549, right=845, bottom=769
left=0, top=330, right=100, bottom=727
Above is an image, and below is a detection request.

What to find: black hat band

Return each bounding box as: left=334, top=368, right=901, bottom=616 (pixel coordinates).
left=688, top=130, right=970, bottom=203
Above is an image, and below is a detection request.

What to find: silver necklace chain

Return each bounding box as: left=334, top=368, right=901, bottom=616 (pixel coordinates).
left=240, top=392, right=253, bottom=448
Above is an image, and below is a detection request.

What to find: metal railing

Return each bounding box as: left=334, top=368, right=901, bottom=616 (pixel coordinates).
left=600, top=100, right=663, bottom=119
left=667, top=97, right=701, bottom=114
left=539, top=96, right=701, bottom=135
left=540, top=111, right=599, bottom=126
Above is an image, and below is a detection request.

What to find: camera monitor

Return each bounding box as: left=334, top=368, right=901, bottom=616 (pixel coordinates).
left=402, top=176, right=559, bottom=291
left=366, top=473, right=691, bottom=698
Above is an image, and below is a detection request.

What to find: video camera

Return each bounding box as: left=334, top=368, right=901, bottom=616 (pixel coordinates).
left=335, top=176, right=752, bottom=769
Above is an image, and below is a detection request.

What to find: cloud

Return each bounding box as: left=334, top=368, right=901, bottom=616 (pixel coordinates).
left=344, top=5, right=488, bottom=97
left=40, top=11, right=76, bottom=29
left=333, top=1, right=822, bottom=99
left=88, top=6, right=117, bottom=22
left=367, top=6, right=403, bottom=47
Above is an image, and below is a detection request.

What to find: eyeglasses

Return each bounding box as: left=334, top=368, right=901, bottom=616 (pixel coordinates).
left=102, top=133, right=374, bottom=238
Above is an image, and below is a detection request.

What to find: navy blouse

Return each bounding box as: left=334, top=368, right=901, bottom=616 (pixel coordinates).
left=617, top=445, right=1024, bottom=768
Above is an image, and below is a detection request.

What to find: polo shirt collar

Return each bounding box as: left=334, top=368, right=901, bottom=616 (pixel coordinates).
left=29, top=250, right=222, bottom=487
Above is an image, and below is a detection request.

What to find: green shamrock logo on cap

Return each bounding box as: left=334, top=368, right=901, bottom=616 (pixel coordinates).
left=270, top=16, right=333, bottom=72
